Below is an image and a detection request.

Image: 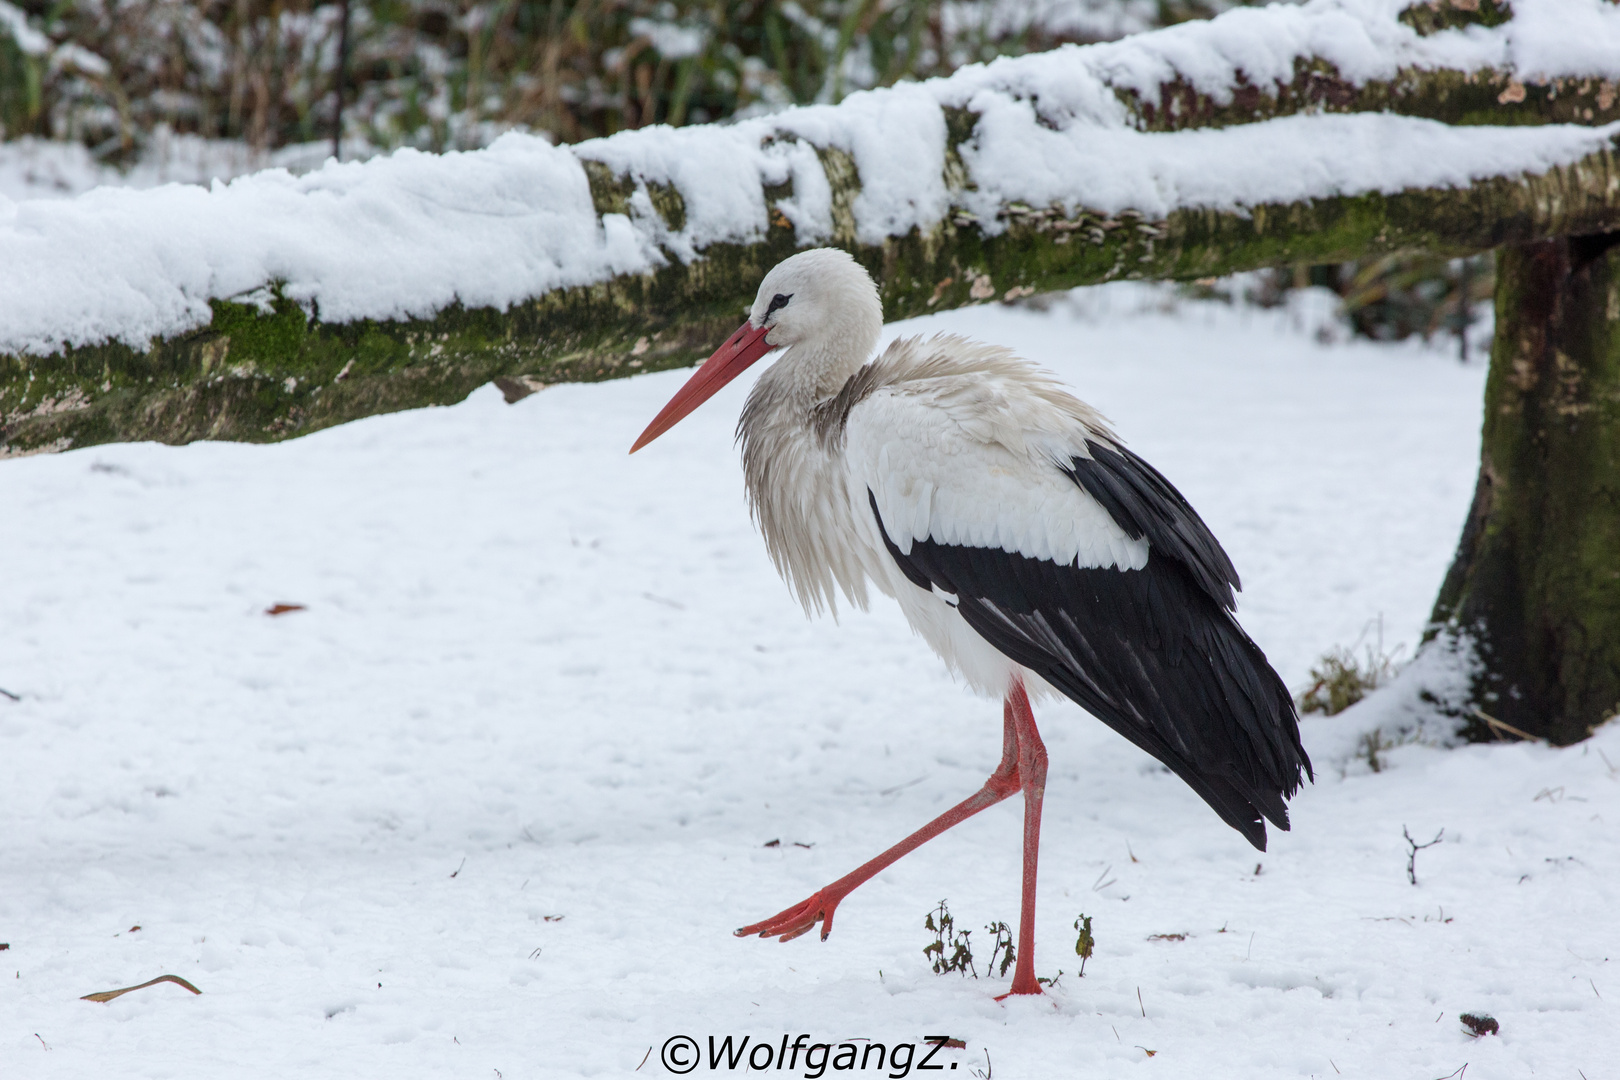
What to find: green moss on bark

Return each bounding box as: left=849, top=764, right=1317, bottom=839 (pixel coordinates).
left=1123, top=61, right=1620, bottom=133
left=1430, top=234, right=1620, bottom=745
left=1399, top=0, right=1513, bottom=37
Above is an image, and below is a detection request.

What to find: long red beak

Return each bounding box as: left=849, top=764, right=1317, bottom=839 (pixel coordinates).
left=629, top=320, right=776, bottom=453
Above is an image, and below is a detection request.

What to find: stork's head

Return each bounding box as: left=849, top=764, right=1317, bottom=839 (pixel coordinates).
left=630, top=248, right=882, bottom=452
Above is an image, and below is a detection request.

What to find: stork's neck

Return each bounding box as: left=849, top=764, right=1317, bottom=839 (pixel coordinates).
left=758, top=331, right=880, bottom=416
left=735, top=336, right=878, bottom=620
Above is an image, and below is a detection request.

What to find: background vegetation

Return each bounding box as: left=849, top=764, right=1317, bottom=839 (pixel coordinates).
left=0, top=0, right=1190, bottom=155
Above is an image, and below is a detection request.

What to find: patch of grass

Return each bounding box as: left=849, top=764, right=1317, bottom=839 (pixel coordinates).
left=1359, top=728, right=1394, bottom=773
left=1073, top=914, right=1095, bottom=976
left=984, top=921, right=1015, bottom=978
left=924, top=903, right=1034, bottom=980
left=923, top=900, right=975, bottom=977
left=1299, top=618, right=1407, bottom=717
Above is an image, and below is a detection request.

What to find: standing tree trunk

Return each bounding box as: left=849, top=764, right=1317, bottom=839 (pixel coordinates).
left=1429, top=233, right=1620, bottom=745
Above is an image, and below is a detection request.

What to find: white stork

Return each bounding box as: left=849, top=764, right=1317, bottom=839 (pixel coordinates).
left=631, top=248, right=1311, bottom=996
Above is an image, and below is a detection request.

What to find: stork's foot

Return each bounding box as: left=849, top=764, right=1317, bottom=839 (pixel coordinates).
left=735, top=888, right=847, bottom=943
left=993, top=979, right=1045, bottom=1000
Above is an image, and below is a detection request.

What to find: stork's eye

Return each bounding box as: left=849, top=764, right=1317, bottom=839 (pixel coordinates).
left=765, top=293, right=793, bottom=318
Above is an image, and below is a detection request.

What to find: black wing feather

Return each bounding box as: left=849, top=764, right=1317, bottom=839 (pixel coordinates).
left=869, top=484, right=1310, bottom=852
left=1066, top=440, right=1240, bottom=611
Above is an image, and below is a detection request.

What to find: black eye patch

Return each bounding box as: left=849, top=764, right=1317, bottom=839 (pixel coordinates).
left=765, top=293, right=792, bottom=317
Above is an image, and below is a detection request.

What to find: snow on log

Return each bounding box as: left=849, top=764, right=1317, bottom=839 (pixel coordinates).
left=3, top=0, right=1620, bottom=456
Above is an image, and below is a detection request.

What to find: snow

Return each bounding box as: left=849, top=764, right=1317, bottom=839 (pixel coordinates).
left=627, top=17, right=710, bottom=62
left=774, top=86, right=950, bottom=247
left=0, top=0, right=47, bottom=56
left=1509, top=0, right=1620, bottom=78
left=942, top=0, right=1165, bottom=45
left=0, top=137, right=647, bottom=356
left=5, top=0, right=1620, bottom=357
left=954, top=111, right=1619, bottom=224
left=987, top=0, right=1618, bottom=103
left=2, top=290, right=1615, bottom=1078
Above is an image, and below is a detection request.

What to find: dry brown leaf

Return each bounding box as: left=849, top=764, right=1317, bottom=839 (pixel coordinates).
left=265, top=604, right=306, bottom=616
left=81, top=974, right=203, bottom=1003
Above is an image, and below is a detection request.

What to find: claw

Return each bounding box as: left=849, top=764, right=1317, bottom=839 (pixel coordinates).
left=735, top=888, right=845, bottom=942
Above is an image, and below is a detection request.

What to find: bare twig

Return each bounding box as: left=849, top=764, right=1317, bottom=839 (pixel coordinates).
left=0, top=686, right=19, bottom=701
left=878, top=775, right=927, bottom=797
left=81, top=974, right=202, bottom=1003
left=1404, top=825, right=1445, bottom=885
left=332, top=0, right=351, bottom=161
left=1472, top=708, right=1541, bottom=743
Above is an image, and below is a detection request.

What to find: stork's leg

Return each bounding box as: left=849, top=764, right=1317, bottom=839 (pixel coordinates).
left=736, top=688, right=1027, bottom=944
left=1001, top=680, right=1047, bottom=997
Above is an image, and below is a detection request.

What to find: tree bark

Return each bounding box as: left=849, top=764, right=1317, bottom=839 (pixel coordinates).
left=1123, top=62, right=1620, bottom=134
left=1429, top=232, right=1620, bottom=745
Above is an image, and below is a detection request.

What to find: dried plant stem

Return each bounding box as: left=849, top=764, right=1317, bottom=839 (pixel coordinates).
left=81, top=974, right=203, bottom=1003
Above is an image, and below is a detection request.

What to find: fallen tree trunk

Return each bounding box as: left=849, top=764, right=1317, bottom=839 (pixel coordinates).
left=5, top=0, right=1620, bottom=457
left=4, top=127, right=1618, bottom=457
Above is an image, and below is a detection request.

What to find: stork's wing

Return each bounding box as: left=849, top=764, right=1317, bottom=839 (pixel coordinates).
left=1063, top=441, right=1240, bottom=612
left=845, top=384, right=1310, bottom=851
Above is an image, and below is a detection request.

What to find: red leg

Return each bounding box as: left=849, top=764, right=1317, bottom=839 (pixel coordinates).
left=1000, top=680, right=1047, bottom=997
left=737, top=694, right=1025, bottom=942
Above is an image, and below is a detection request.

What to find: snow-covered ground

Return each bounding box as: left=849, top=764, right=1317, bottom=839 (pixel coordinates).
left=1, top=289, right=1614, bottom=1078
